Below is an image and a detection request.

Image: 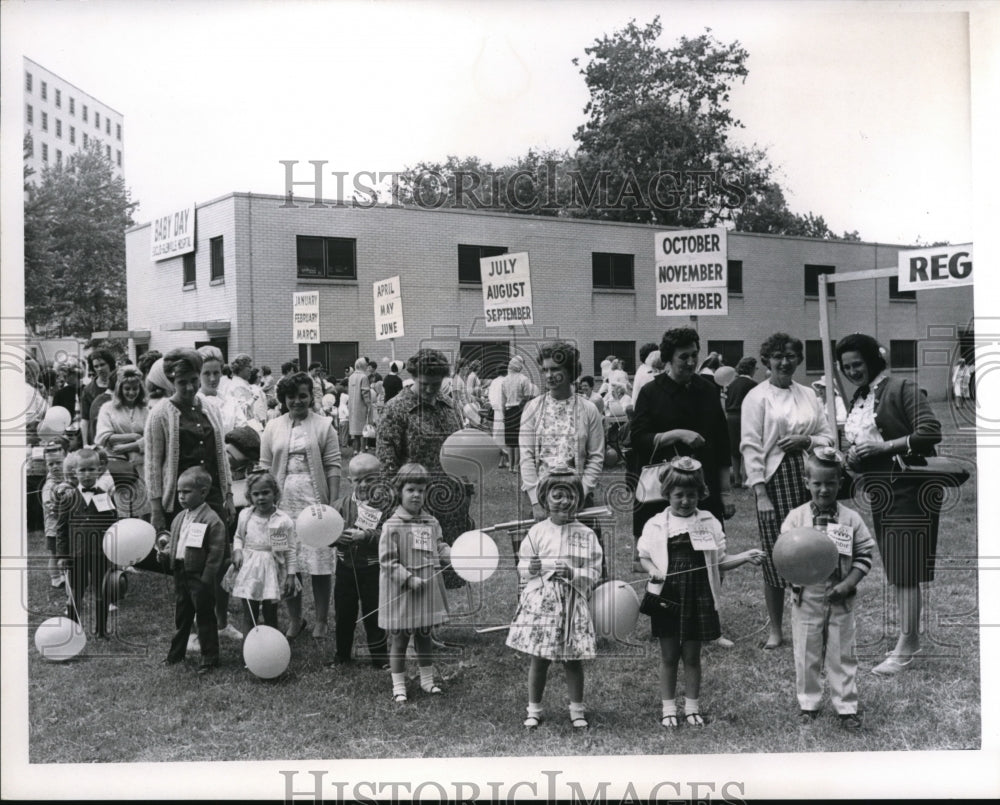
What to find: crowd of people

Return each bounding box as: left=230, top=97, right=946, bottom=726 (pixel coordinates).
left=27, top=326, right=952, bottom=730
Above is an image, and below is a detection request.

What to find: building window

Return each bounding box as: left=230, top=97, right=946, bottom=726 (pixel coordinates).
left=890, top=340, right=918, bottom=370
left=296, top=235, right=357, bottom=280
left=116, top=150, right=122, bottom=167
left=82, top=104, right=88, bottom=122
left=706, top=340, right=744, bottom=368
left=210, top=236, right=225, bottom=281
left=69, top=126, right=75, bottom=145
left=116, top=123, right=121, bottom=141
left=805, top=339, right=838, bottom=373
left=83, top=133, right=88, bottom=146
left=41, top=143, right=48, bottom=163
left=106, top=144, right=111, bottom=159
left=106, top=118, right=110, bottom=135
left=56, top=119, right=62, bottom=138
left=26, top=138, right=33, bottom=157
left=458, top=244, right=507, bottom=285
left=888, top=276, right=917, bottom=301
left=55, top=89, right=61, bottom=108
left=41, top=111, right=48, bottom=132
left=26, top=72, right=32, bottom=92
left=727, top=259, right=743, bottom=294
left=56, top=149, right=62, bottom=164
left=95, top=111, right=100, bottom=129
left=26, top=105, right=33, bottom=124
left=804, top=264, right=836, bottom=298
left=592, top=252, right=635, bottom=289
left=594, top=341, right=636, bottom=376
left=69, top=97, right=75, bottom=115
left=298, top=342, right=358, bottom=379
left=182, top=253, right=196, bottom=286
left=41, top=81, right=47, bottom=100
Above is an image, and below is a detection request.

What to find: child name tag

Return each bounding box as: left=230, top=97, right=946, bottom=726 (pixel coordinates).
left=411, top=525, right=434, bottom=552
left=826, top=523, right=853, bottom=557
left=185, top=522, right=208, bottom=549
left=92, top=493, right=114, bottom=512
left=567, top=529, right=590, bottom=550
left=355, top=503, right=382, bottom=531
left=688, top=527, right=717, bottom=551
left=269, top=527, right=289, bottom=550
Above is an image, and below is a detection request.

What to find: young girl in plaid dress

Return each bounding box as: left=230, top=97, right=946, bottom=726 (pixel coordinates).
left=506, top=469, right=603, bottom=730
left=638, top=458, right=763, bottom=728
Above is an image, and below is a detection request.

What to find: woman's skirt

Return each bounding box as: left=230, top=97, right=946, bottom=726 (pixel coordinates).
left=232, top=548, right=283, bottom=602
left=503, top=405, right=523, bottom=449
left=282, top=462, right=334, bottom=575
left=756, top=450, right=808, bottom=588
left=506, top=580, right=597, bottom=661
left=863, top=469, right=941, bottom=586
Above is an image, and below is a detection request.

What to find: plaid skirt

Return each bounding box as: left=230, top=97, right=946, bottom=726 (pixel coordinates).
left=506, top=579, right=597, bottom=661
left=756, top=451, right=809, bottom=588
left=649, top=535, right=721, bottom=642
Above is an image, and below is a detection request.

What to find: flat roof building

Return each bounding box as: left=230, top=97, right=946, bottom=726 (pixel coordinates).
left=23, top=57, right=124, bottom=181
left=125, top=192, right=973, bottom=400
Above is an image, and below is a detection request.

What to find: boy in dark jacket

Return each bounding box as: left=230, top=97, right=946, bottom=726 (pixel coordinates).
left=159, top=467, right=227, bottom=673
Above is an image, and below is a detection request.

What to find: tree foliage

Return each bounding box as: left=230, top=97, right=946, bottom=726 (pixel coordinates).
left=396, top=17, right=860, bottom=239
left=24, top=142, right=136, bottom=336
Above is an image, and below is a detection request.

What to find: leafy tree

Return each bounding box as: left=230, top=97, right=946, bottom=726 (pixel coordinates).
left=24, top=142, right=136, bottom=336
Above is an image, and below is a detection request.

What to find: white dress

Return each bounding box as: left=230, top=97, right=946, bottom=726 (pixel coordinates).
left=232, top=509, right=295, bottom=602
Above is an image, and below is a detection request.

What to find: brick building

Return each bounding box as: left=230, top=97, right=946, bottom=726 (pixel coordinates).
left=124, top=192, right=973, bottom=399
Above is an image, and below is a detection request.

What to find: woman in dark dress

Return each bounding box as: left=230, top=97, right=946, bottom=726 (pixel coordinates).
left=836, top=333, right=942, bottom=676
left=723, top=357, right=757, bottom=488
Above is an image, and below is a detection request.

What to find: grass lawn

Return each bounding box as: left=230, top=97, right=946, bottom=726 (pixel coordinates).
left=24, top=403, right=980, bottom=761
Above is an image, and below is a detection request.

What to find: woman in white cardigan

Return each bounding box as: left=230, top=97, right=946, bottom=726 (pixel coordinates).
left=260, top=372, right=342, bottom=639
left=95, top=366, right=151, bottom=518
left=740, top=332, right=834, bottom=650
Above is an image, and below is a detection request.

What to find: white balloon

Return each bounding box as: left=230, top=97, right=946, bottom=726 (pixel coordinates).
left=589, top=580, right=640, bottom=641
left=231, top=478, right=249, bottom=508
left=714, top=366, right=737, bottom=387
left=34, top=616, right=87, bottom=661
left=439, top=428, right=501, bottom=478
left=43, top=406, right=73, bottom=431
left=243, top=625, right=291, bottom=679
left=295, top=504, right=344, bottom=548
left=450, top=530, right=500, bottom=583
left=103, top=518, right=156, bottom=566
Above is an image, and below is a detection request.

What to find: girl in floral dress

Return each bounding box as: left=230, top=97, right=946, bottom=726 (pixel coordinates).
left=506, top=469, right=603, bottom=730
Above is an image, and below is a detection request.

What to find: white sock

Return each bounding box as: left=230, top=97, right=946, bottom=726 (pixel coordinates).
left=569, top=701, right=586, bottom=721
left=391, top=672, right=407, bottom=696
left=419, top=665, right=436, bottom=691
left=662, top=699, right=678, bottom=717
left=685, top=697, right=700, bottom=715
left=526, top=702, right=543, bottom=719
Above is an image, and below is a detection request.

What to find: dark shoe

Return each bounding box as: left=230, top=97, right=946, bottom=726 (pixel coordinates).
left=326, top=655, right=352, bottom=667
left=839, top=713, right=863, bottom=731
left=285, top=619, right=308, bottom=640
left=198, top=659, right=219, bottom=675
left=799, top=709, right=819, bottom=725
left=161, top=657, right=183, bottom=666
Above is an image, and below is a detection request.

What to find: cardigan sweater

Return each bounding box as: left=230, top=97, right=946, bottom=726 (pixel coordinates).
left=740, top=380, right=835, bottom=487
left=144, top=397, right=232, bottom=513
left=519, top=393, right=605, bottom=504
left=260, top=411, right=342, bottom=505
left=847, top=375, right=941, bottom=471
left=517, top=517, right=602, bottom=597
left=781, top=502, right=875, bottom=585
left=163, top=502, right=228, bottom=584
left=637, top=509, right=728, bottom=610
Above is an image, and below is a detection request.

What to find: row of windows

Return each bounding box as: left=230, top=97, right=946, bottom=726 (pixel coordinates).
left=181, top=237, right=225, bottom=287
left=24, top=73, right=122, bottom=139
left=292, top=237, right=917, bottom=301
left=29, top=137, right=122, bottom=167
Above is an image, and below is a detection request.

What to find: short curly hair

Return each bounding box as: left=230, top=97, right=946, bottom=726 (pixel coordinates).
left=536, top=341, right=581, bottom=379
left=759, top=332, right=804, bottom=366
left=659, top=327, right=700, bottom=363
left=536, top=470, right=585, bottom=512
left=276, top=371, right=313, bottom=406
left=405, top=348, right=451, bottom=379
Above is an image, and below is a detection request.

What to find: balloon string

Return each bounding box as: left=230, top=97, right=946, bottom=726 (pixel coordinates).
left=63, top=569, right=82, bottom=623
left=626, top=561, right=728, bottom=586
left=246, top=598, right=258, bottom=630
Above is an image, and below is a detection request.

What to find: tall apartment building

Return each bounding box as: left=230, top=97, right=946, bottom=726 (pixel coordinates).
left=23, top=57, right=124, bottom=182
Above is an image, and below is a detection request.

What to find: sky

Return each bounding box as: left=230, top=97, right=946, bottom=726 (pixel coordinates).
left=2, top=0, right=979, bottom=246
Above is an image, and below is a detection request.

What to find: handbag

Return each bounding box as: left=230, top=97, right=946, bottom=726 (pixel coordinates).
left=634, top=446, right=681, bottom=504
left=638, top=581, right=679, bottom=616
left=894, top=454, right=970, bottom=488
left=362, top=422, right=376, bottom=440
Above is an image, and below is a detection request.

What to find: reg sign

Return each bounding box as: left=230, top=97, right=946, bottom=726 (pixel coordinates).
left=898, top=243, right=973, bottom=291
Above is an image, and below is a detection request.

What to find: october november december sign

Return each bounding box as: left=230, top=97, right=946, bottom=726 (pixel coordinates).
left=655, top=228, right=728, bottom=316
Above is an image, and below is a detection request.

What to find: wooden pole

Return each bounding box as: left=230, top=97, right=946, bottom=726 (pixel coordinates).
left=817, top=273, right=839, bottom=448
